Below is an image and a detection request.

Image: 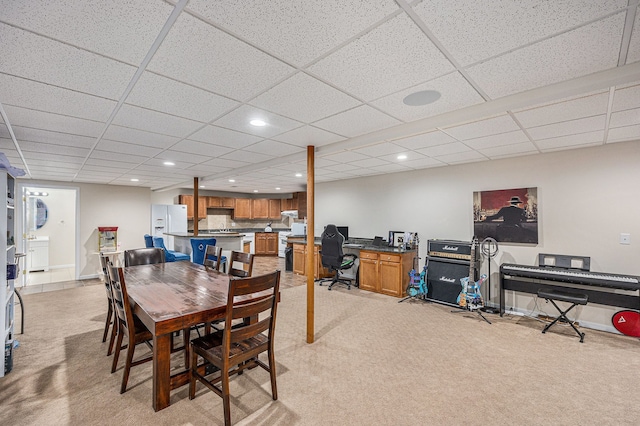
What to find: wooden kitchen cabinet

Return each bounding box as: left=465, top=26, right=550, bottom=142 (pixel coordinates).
left=358, top=250, right=413, bottom=297
left=292, top=243, right=330, bottom=278
left=234, top=198, right=252, bottom=219
left=281, top=198, right=294, bottom=211
left=255, top=232, right=278, bottom=256
left=252, top=199, right=269, bottom=219
left=268, top=198, right=281, bottom=219
left=179, top=194, right=206, bottom=219
left=207, top=196, right=235, bottom=208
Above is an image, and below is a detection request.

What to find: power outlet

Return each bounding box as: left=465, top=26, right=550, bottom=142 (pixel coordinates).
left=620, top=233, right=631, bottom=245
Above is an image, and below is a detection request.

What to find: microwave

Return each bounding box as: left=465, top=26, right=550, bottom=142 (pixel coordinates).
left=291, top=223, right=306, bottom=236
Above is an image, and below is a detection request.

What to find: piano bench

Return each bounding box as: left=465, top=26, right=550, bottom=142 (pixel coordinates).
left=537, top=289, right=588, bottom=343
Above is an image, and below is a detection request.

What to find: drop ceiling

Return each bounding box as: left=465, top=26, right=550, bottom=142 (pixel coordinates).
left=0, top=0, right=639, bottom=194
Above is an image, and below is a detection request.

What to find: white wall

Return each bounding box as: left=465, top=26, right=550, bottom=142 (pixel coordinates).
left=315, top=140, right=640, bottom=332
left=30, top=187, right=75, bottom=267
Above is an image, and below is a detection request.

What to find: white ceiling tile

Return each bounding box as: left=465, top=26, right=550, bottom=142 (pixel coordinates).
left=213, top=105, right=303, bottom=138
left=18, top=140, right=89, bottom=157
left=201, top=157, right=252, bottom=169
left=466, top=13, right=625, bottom=98
left=21, top=151, right=85, bottom=164
left=126, top=72, right=239, bottom=123
left=607, top=125, right=640, bottom=143
left=435, top=150, right=486, bottom=164
left=612, top=84, right=640, bottom=112
left=271, top=125, right=345, bottom=147
left=527, top=115, right=606, bottom=140
left=313, top=105, right=401, bottom=138
left=102, top=125, right=179, bottom=149
left=220, top=150, right=274, bottom=164
left=250, top=72, right=361, bottom=123
left=464, top=130, right=530, bottom=150
left=391, top=130, right=457, bottom=150
left=514, top=92, right=609, bottom=128
left=0, top=74, right=116, bottom=122
left=308, top=14, right=455, bottom=101
left=95, top=139, right=162, bottom=157
left=171, top=140, right=234, bottom=157
left=444, top=115, right=519, bottom=140
left=89, top=150, right=147, bottom=164
left=148, top=13, right=294, bottom=100
left=318, top=150, right=370, bottom=163
left=189, top=164, right=233, bottom=174
left=417, top=141, right=471, bottom=157
left=414, top=0, right=626, bottom=66
left=404, top=156, right=445, bottom=169
left=536, top=131, right=605, bottom=151
left=369, top=163, right=407, bottom=173
left=372, top=72, right=485, bottom=122
left=143, top=157, right=197, bottom=169
left=243, top=140, right=304, bottom=157
left=187, top=0, right=399, bottom=67
left=4, top=105, right=104, bottom=137
left=0, top=23, right=136, bottom=99
left=320, top=163, right=361, bottom=173
left=626, top=9, right=640, bottom=64
left=112, top=104, right=202, bottom=138
left=155, top=150, right=212, bottom=164
left=479, top=142, right=539, bottom=159
left=12, top=127, right=96, bottom=148
left=189, top=125, right=262, bottom=149
left=348, top=157, right=389, bottom=168
left=1, top=0, right=174, bottom=64
left=610, top=108, right=640, bottom=128
left=351, top=142, right=406, bottom=157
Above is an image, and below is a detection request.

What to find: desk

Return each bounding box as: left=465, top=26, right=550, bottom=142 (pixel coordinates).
left=124, top=261, right=230, bottom=411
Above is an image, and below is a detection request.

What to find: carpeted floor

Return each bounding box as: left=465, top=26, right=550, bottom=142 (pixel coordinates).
left=2, top=258, right=639, bottom=425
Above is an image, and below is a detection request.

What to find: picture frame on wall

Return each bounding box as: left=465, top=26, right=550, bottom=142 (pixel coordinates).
left=473, top=187, right=538, bottom=244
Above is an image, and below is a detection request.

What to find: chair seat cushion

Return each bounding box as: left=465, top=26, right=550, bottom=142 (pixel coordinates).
left=537, top=289, right=588, bottom=305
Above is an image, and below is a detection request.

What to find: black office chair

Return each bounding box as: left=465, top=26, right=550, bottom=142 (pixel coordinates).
left=318, top=224, right=357, bottom=290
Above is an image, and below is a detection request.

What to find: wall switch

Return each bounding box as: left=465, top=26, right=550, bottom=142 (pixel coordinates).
left=620, top=233, right=631, bottom=245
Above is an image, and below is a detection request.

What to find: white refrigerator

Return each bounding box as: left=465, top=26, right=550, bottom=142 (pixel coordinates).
left=151, top=204, right=188, bottom=250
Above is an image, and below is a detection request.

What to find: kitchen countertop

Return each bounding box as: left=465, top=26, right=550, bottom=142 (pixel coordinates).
left=287, top=236, right=417, bottom=254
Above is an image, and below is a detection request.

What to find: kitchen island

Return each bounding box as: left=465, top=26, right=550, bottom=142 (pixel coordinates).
left=166, top=232, right=244, bottom=260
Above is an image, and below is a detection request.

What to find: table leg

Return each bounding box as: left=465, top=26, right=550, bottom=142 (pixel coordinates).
left=153, top=333, right=172, bottom=411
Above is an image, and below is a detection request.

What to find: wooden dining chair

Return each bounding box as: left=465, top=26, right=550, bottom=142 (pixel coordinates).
left=227, top=251, right=254, bottom=278
left=124, top=247, right=165, bottom=267
left=204, top=245, right=224, bottom=271
left=99, top=254, right=117, bottom=356
left=189, top=270, right=281, bottom=426
left=107, top=264, right=154, bottom=394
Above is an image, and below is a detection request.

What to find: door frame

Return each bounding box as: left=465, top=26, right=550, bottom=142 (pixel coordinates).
left=16, top=183, right=80, bottom=286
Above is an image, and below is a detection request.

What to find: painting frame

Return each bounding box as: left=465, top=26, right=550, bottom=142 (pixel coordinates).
left=473, top=187, right=538, bottom=244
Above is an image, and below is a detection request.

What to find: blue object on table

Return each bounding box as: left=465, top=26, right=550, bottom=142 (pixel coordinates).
left=152, top=236, right=190, bottom=262
left=143, top=234, right=154, bottom=248
left=190, top=238, right=227, bottom=271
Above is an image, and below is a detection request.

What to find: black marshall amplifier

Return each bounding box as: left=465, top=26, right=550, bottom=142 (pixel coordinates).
left=427, top=239, right=474, bottom=261
left=426, top=239, right=477, bottom=306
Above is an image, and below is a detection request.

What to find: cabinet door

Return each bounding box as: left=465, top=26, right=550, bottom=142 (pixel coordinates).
left=281, top=198, right=294, bottom=211
left=255, top=233, right=267, bottom=255
left=268, top=199, right=281, bottom=219
left=197, top=197, right=207, bottom=219
left=379, top=258, right=402, bottom=297
left=293, top=244, right=306, bottom=275
left=234, top=198, right=251, bottom=219
left=266, top=233, right=278, bottom=255
left=359, top=255, right=379, bottom=292
left=252, top=199, right=269, bottom=219
left=207, top=196, right=221, bottom=207
left=220, top=197, right=235, bottom=208
left=179, top=194, right=194, bottom=218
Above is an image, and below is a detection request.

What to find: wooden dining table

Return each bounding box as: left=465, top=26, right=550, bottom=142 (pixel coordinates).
left=123, top=261, right=231, bottom=411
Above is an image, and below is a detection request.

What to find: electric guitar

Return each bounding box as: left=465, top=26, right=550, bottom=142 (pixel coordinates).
left=457, top=237, right=478, bottom=307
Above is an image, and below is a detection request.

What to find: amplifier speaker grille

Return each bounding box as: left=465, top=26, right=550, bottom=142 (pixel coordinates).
left=426, top=258, right=475, bottom=306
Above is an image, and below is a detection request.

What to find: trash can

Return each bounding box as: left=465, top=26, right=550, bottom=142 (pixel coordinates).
left=285, top=247, right=293, bottom=271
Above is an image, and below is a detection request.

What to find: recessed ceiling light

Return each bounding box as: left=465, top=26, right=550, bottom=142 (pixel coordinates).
left=275, top=187, right=281, bottom=190
left=250, top=119, right=266, bottom=127
left=253, top=189, right=259, bottom=193
left=295, top=173, right=302, bottom=177
left=228, top=179, right=235, bottom=183
left=397, top=154, right=407, bottom=160
left=163, top=161, right=175, bottom=166
left=403, top=90, right=441, bottom=106
left=199, top=185, right=205, bottom=188
left=130, top=178, right=139, bottom=182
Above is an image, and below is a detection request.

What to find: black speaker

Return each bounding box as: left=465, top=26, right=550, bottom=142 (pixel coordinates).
left=426, top=257, right=475, bottom=306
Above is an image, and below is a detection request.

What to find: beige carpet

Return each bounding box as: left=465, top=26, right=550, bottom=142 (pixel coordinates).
left=2, top=276, right=639, bottom=425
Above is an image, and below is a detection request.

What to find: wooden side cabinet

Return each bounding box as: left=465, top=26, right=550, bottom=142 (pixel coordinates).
left=234, top=198, right=251, bottom=219
left=358, top=250, right=413, bottom=297
left=292, top=243, right=330, bottom=278
left=255, top=232, right=278, bottom=256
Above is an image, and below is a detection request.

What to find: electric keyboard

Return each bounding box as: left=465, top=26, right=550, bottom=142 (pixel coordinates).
left=501, top=264, right=640, bottom=291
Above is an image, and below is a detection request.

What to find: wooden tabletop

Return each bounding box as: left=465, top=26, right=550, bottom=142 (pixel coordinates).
left=123, top=261, right=230, bottom=336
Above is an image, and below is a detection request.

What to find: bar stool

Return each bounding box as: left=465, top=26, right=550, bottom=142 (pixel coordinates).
left=537, top=289, right=588, bottom=342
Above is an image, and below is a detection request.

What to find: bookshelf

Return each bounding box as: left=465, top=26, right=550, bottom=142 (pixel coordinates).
left=1, top=171, right=16, bottom=376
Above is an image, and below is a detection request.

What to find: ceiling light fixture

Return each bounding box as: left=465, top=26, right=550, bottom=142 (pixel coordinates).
left=295, top=173, right=302, bottom=177
left=228, top=179, right=235, bottom=183
left=250, top=119, right=266, bottom=127
left=253, top=189, right=259, bottom=193
left=397, top=154, right=407, bottom=160
left=403, top=90, right=441, bottom=106
left=130, top=178, right=139, bottom=182
left=275, top=187, right=281, bottom=190
left=163, top=161, right=175, bottom=166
